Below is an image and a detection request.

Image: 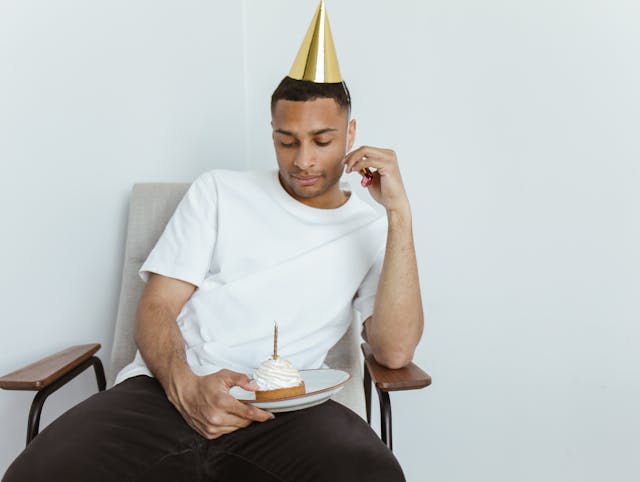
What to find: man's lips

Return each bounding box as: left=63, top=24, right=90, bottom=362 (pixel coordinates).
left=292, top=174, right=322, bottom=186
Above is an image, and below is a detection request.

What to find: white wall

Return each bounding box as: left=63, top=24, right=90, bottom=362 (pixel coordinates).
left=0, top=0, right=246, bottom=474
left=1, top=1, right=639, bottom=480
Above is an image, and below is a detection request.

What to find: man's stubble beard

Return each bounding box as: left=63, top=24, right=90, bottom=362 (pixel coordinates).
left=289, top=164, right=344, bottom=200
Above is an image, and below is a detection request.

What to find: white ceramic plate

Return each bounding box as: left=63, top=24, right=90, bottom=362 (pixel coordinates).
left=230, top=369, right=351, bottom=412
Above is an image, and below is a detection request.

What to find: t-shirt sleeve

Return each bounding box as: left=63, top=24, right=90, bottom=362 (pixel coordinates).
left=352, top=243, right=385, bottom=322
left=139, top=172, right=218, bottom=287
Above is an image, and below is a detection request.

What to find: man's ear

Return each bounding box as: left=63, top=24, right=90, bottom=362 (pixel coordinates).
left=347, top=118, right=357, bottom=151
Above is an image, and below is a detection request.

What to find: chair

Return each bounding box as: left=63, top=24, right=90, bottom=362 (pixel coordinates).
left=0, top=182, right=432, bottom=452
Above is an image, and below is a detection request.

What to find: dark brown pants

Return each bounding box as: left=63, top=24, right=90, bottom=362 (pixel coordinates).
left=3, top=376, right=405, bottom=481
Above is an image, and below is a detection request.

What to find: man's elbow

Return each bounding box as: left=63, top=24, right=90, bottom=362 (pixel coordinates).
left=374, top=349, right=414, bottom=370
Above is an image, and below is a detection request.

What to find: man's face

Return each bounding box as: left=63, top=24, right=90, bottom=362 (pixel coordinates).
left=271, top=98, right=356, bottom=209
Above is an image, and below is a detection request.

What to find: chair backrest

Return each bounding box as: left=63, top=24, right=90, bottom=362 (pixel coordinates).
left=110, top=183, right=365, bottom=418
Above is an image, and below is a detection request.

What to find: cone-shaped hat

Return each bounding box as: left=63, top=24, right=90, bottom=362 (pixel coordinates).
left=289, top=0, right=342, bottom=83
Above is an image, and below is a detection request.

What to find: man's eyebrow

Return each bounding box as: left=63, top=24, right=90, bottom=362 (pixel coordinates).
left=274, top=128, right=338, bottom=136
left=310, top=128, right=338, bottom=135
left=274, top=128, right=295, bottom=136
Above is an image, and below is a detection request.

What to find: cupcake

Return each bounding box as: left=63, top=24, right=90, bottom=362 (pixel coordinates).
left=253, top=322, right=306, bottom=401
left=253, top=356, right=306, bottom=401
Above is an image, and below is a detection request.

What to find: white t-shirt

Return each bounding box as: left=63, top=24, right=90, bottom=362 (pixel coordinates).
left=115, top=169, right=387, bottom=384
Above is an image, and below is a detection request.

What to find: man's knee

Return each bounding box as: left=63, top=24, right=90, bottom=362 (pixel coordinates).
left=1, top=399, right=117, bottom=482
left=3, top=451, right=70, bottom=482
left=1, top=431, right=93, bottom=482
left=1, top=376, right=188, bottom=482
left=3, top=453, right=34, bottom=482
left=321, top=442, right=405, bottom=482
left=301, top=401, right=405, bottom=481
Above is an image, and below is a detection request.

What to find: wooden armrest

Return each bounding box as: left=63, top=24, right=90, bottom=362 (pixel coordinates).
left=361, top=343, right=432, bottom=392
left=0, top=344, right=101, bottom=391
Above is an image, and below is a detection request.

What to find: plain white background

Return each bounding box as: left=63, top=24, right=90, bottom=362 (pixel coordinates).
left=1, top=1, right=638, bottom=480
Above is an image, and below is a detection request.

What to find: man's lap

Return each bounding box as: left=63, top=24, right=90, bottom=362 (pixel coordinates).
left=3, top=375, right=404, bottom=482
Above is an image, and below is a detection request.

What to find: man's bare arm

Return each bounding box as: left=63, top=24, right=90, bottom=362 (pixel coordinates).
left=134, top=273, right=273, bottom=439
left=364, top=208, right=423, bottom=368
left=134, top=273, right=197, bottom=402
left=345, top=146, right=424, bottom=369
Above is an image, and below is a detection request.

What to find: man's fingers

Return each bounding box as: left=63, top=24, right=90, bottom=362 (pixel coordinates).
left=212, top=391, right=274, bottom=423
left=347, top=156, right=387, bottom=176
left=218, top=369, right=252, bottom=388
left=229, top=399, right=274, bottom=422
left=185, top=409, right=252, bottom=438
left=218, top=370, right=259, bottom=393
left=205, top=412, right=253, bottom=429
left=344, top=147, right=396, bottom=174
left=343, top=147, right=371, bottom=170
left=238, top=379, right=260, bottom=391
left=344, top=146, right=394, bottom=163
left=238, top=404, right=274, bottom=423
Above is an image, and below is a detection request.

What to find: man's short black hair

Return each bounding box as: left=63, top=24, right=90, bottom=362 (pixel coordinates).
left=271, top=76, right=351, bottom=115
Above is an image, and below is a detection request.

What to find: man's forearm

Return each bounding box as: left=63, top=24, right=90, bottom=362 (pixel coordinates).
left=367, top=206, right=424, bottom=368
left=134, top=298, right=195, bottom=401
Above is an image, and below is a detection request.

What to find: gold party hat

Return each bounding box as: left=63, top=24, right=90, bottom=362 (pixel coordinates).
left=289, top=0, right=343, bottom=83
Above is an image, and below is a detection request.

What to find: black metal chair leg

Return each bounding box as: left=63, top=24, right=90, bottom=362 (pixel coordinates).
left=377, top=387, right=393, bottom=451
left=26, top=389, right=48, bottom=445
left=91, top=356, right=107, bottom=392
left=25, top=356, right=105, bottom=445
left=364, top=360, right=372, bottom=425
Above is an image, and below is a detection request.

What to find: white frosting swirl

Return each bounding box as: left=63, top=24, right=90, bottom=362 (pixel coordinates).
left=253, top=357, right=303, bottom=390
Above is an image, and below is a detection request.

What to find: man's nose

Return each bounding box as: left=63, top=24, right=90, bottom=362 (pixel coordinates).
left=293, top=144, right=315, bottom=170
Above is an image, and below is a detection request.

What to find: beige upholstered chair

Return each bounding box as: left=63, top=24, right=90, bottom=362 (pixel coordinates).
left=0, top=183, right=431, bottom=451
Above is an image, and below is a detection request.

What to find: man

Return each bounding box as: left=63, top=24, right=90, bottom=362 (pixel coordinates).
left=3, top=2, right=423, bottom=481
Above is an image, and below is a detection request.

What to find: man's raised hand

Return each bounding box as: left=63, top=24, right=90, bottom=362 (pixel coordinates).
left=344, top=146, right=410, bottom=214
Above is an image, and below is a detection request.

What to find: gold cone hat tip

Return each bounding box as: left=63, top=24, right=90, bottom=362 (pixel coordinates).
left=289, top=0, right=343, bottom=83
